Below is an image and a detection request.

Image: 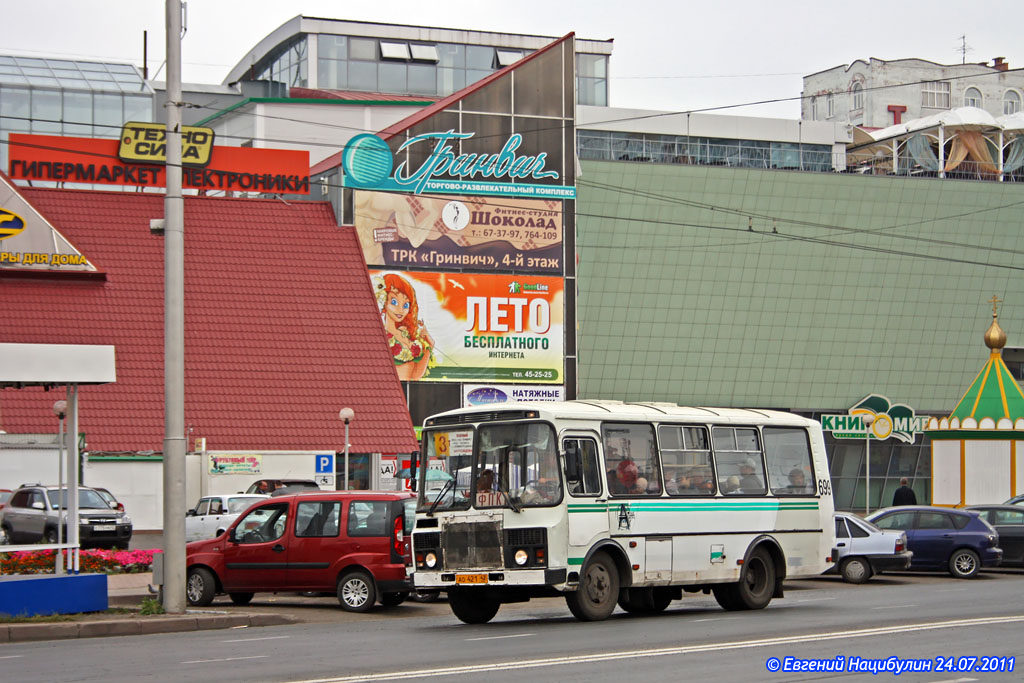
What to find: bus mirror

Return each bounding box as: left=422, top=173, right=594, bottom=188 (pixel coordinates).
left=564, top=441, right=580, bottom=482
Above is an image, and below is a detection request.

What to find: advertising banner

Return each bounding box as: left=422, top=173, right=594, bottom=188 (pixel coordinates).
left=355, top=191, right=563, bottom=274
left=370, top=269, right=563, bottom=383
left=8, top=133, right=310, bottom=194
left=208, top=454, right=262, bottom=475
left=463, top=384, right=564, bottom=405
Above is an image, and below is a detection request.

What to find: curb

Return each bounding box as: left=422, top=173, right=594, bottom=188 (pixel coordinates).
left=0, top=613, right=300, bottom=643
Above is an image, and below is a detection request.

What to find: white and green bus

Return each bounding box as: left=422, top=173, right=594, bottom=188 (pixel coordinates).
left=411, top=400, right=836, bottom=624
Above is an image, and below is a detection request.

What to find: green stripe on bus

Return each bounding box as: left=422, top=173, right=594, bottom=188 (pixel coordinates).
left=568, top=557, right=585, bottom=565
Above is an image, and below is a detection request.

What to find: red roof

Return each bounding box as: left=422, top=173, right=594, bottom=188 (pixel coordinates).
left=0, top=188, right=417, bottom=455
left=289, top=87, right=438, bottom=103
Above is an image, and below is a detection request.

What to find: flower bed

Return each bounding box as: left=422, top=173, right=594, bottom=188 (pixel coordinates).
left=0, top=548, right=160, bottom=575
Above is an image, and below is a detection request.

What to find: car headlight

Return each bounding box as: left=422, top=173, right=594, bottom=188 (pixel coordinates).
left=121, top=516, right=132, bottom=525
left=425, top=552, right=438, bottom=568
left=514, top=549, right=529, bottom=566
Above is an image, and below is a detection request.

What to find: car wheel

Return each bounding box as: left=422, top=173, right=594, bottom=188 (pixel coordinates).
left=337, top=570, right=376, bottom=612
left=380, top=591, right=408, bottom=607
left=186, top=567, right=216, bottom=606
left=565, top=552, right=619, bottom=621
left=840, top=557, right=872, bottom=584
left=448, top=589, right=500, bottom=624
left=44, top=527, right=58, bottom=544
left=229, top=592, right=254, bottom=605
left=949, top=549, right=980, bottom=579
left=0, top=524, right=10, bottom=545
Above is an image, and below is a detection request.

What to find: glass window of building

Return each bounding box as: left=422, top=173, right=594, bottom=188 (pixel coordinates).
left=1004, top=90, right=1021, bottom=115
left=922, top=81, right=951, bottom=108
left=851, top=82, right=864, bottom=110
left=827, top=93, right=834, bottom=118
left=964, top=86, right=982, bottom=108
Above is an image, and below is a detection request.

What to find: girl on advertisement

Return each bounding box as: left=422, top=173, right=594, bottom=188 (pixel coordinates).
left=377, top=273, right=435, bottom=380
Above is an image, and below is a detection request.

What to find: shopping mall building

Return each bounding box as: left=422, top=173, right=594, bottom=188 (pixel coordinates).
left=3, top=16, right=1024, bottom=522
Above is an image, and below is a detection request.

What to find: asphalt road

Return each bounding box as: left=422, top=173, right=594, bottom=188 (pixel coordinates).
left=3, top=570, right=1024, bottom=682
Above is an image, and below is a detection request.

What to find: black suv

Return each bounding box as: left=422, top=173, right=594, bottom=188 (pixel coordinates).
left=0, top=485, right=133, bottom=549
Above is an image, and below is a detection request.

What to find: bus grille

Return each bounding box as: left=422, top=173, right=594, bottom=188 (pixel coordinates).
left=507, top=527, right=545, bottom=546
left=414, top=532, right=440, bottom=552
left=443, top=521, right=502, bottom=568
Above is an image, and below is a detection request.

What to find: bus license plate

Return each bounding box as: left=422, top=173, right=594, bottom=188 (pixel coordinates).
left=455, top=573, right=488, bottom=585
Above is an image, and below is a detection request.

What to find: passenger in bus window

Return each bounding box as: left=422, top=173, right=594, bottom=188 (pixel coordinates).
left=786, top=468, right=814, bottom=494
left=689, top=468, right=715, bottom=494
left=720, top=475, right=740, bottom=494
left=739, top=460, right=764, bottom=493
left=477, top=469, right=495, bottom=492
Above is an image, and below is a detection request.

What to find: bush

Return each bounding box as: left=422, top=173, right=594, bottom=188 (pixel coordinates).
left=0, top=548, right=161, bottom=575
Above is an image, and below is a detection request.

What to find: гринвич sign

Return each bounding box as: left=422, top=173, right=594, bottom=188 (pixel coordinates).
left=9, top=133, right=310, bottom=194
left=820, top=394, right=926, bottom=444
left=342, top=132, right=575, bottom=199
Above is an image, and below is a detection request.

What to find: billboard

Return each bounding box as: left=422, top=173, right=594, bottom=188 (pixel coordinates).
left=370, top=269, right=563, bottom=383
left=355, top=191, right=563, bottom=273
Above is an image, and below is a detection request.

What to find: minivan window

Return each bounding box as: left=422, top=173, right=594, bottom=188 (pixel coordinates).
left=296, top=501, right=341, bottom=537
left=234, top=503, right=289, bottom=543
left=349, top=501, right=389, bottom=537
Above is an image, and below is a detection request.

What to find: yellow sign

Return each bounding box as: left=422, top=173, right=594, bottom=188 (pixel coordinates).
left=118, top=121, right=215, bottom=167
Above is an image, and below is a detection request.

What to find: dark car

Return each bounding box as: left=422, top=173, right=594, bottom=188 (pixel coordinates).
left=244, top=478, right=320, bottom=495
left=867, top=506, right=1002, bottom=578
left=185, top=490, right=414, bottom=612
left=1005, top=494, right=1024, bottom=506
left=0, top=484, right=133, bottom=549
left=966, top=505, right=1024, bottom=567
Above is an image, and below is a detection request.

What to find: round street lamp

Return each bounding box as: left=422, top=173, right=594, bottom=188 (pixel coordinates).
left=340, top=408, right=355, bottom=490
left=53, top=399, right=68, bottom=573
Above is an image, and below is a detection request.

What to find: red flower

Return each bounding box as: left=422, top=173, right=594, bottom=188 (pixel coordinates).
left=410, top=344, right=421, bottom=356
left=391, top=342, right=402, bottom=356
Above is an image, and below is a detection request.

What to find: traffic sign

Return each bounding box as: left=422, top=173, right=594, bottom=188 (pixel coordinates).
left=315, top=453, right=333, bottom=474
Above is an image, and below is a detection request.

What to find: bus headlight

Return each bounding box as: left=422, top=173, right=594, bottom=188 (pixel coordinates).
left=425, top=552, right=438, bottom=568
left=514, top=549, right=529, bottom=566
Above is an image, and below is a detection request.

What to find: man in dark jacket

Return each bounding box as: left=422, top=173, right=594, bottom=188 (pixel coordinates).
left=892, top=477, right=917, bottom=506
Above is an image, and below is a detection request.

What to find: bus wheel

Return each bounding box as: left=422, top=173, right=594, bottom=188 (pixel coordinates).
left=713, top=547, right=775, bottom=611
left=566, top=552, right=619, bottom=621
left=449, top=589, right=500, bottom=624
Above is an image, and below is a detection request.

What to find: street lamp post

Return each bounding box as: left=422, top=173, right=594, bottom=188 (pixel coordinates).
left=863, top=413, right=875, bottom=516
left=53, top=399, right=67, bottom=575
left=340, top=408, right=354, bottom=490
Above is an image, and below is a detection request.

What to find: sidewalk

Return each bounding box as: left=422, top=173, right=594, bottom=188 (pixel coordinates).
left=0, top=573, right=300, bottom=643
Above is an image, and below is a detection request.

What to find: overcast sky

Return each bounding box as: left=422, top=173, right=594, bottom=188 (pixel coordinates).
left=6, top=1, right=1024, bottom=118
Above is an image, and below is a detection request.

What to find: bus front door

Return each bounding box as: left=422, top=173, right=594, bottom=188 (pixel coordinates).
left=562, top=436, right=609, bottom=553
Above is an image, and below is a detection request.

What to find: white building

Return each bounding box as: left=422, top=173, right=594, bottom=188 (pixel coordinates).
left=802, top=56, right=1024, bottom=129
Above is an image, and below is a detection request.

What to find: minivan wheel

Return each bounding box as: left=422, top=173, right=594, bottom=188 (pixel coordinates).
left=840, top=557, right=872, bottom=584
left=186, top=567, right=216, bottom=606
left=380, top=591, right=408, bottom=607
left=337, top=570, right=376, bottom=612
left=229, top=592, right=254, bottom=605
left=0, top=524, right=10, bottom=545
left=949, top=549, right=980, bottom=579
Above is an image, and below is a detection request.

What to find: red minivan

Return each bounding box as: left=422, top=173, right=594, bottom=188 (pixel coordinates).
left=185, top=490, right=415, bottom=612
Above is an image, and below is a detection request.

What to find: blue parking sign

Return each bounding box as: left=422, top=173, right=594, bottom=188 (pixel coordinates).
left=315, top=454, right=333, bottom=474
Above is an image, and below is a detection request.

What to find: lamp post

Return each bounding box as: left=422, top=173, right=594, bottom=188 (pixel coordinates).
left=340, top=407, right=354, bottom=490
left=53, top=400, right=67, bottom=575
left=863, top=413, right=875, bottom=516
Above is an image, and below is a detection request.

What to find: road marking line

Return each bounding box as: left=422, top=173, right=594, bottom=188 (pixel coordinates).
left=222, top=635, right=292, bottom=643
left=182, top=655, right=270, bottom=664
left=871, top=604, right=917, bottom=610
left=466, top=633, right=535, bottom=642
left=927, top=679, right=979, bottom=683
left=288, top=615, right=1024, bottom=682
left=0, top=655, right=24, bottom=660
left=796, top=597, right=837, bottom=603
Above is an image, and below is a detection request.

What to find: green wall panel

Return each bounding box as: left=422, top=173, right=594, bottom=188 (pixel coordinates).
left=576, top=161, right=1024, bottom=412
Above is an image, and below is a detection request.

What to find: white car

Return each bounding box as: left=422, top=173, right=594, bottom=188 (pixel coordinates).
left=831, top=512, right=913, bottom=583
left=185, top=494, right=269, bottom=542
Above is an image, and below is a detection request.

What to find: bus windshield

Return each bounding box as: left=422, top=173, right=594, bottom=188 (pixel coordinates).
left=476, top=422, right=561, bottom=508
left=419, top=422, right=561, bottom=511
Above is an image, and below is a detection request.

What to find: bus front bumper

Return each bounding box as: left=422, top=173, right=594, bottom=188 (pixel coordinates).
left=414, top=567, right=567, bottom=589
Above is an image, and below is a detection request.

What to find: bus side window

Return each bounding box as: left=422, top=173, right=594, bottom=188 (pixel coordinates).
left=564, top=438, right=601, bottom=496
